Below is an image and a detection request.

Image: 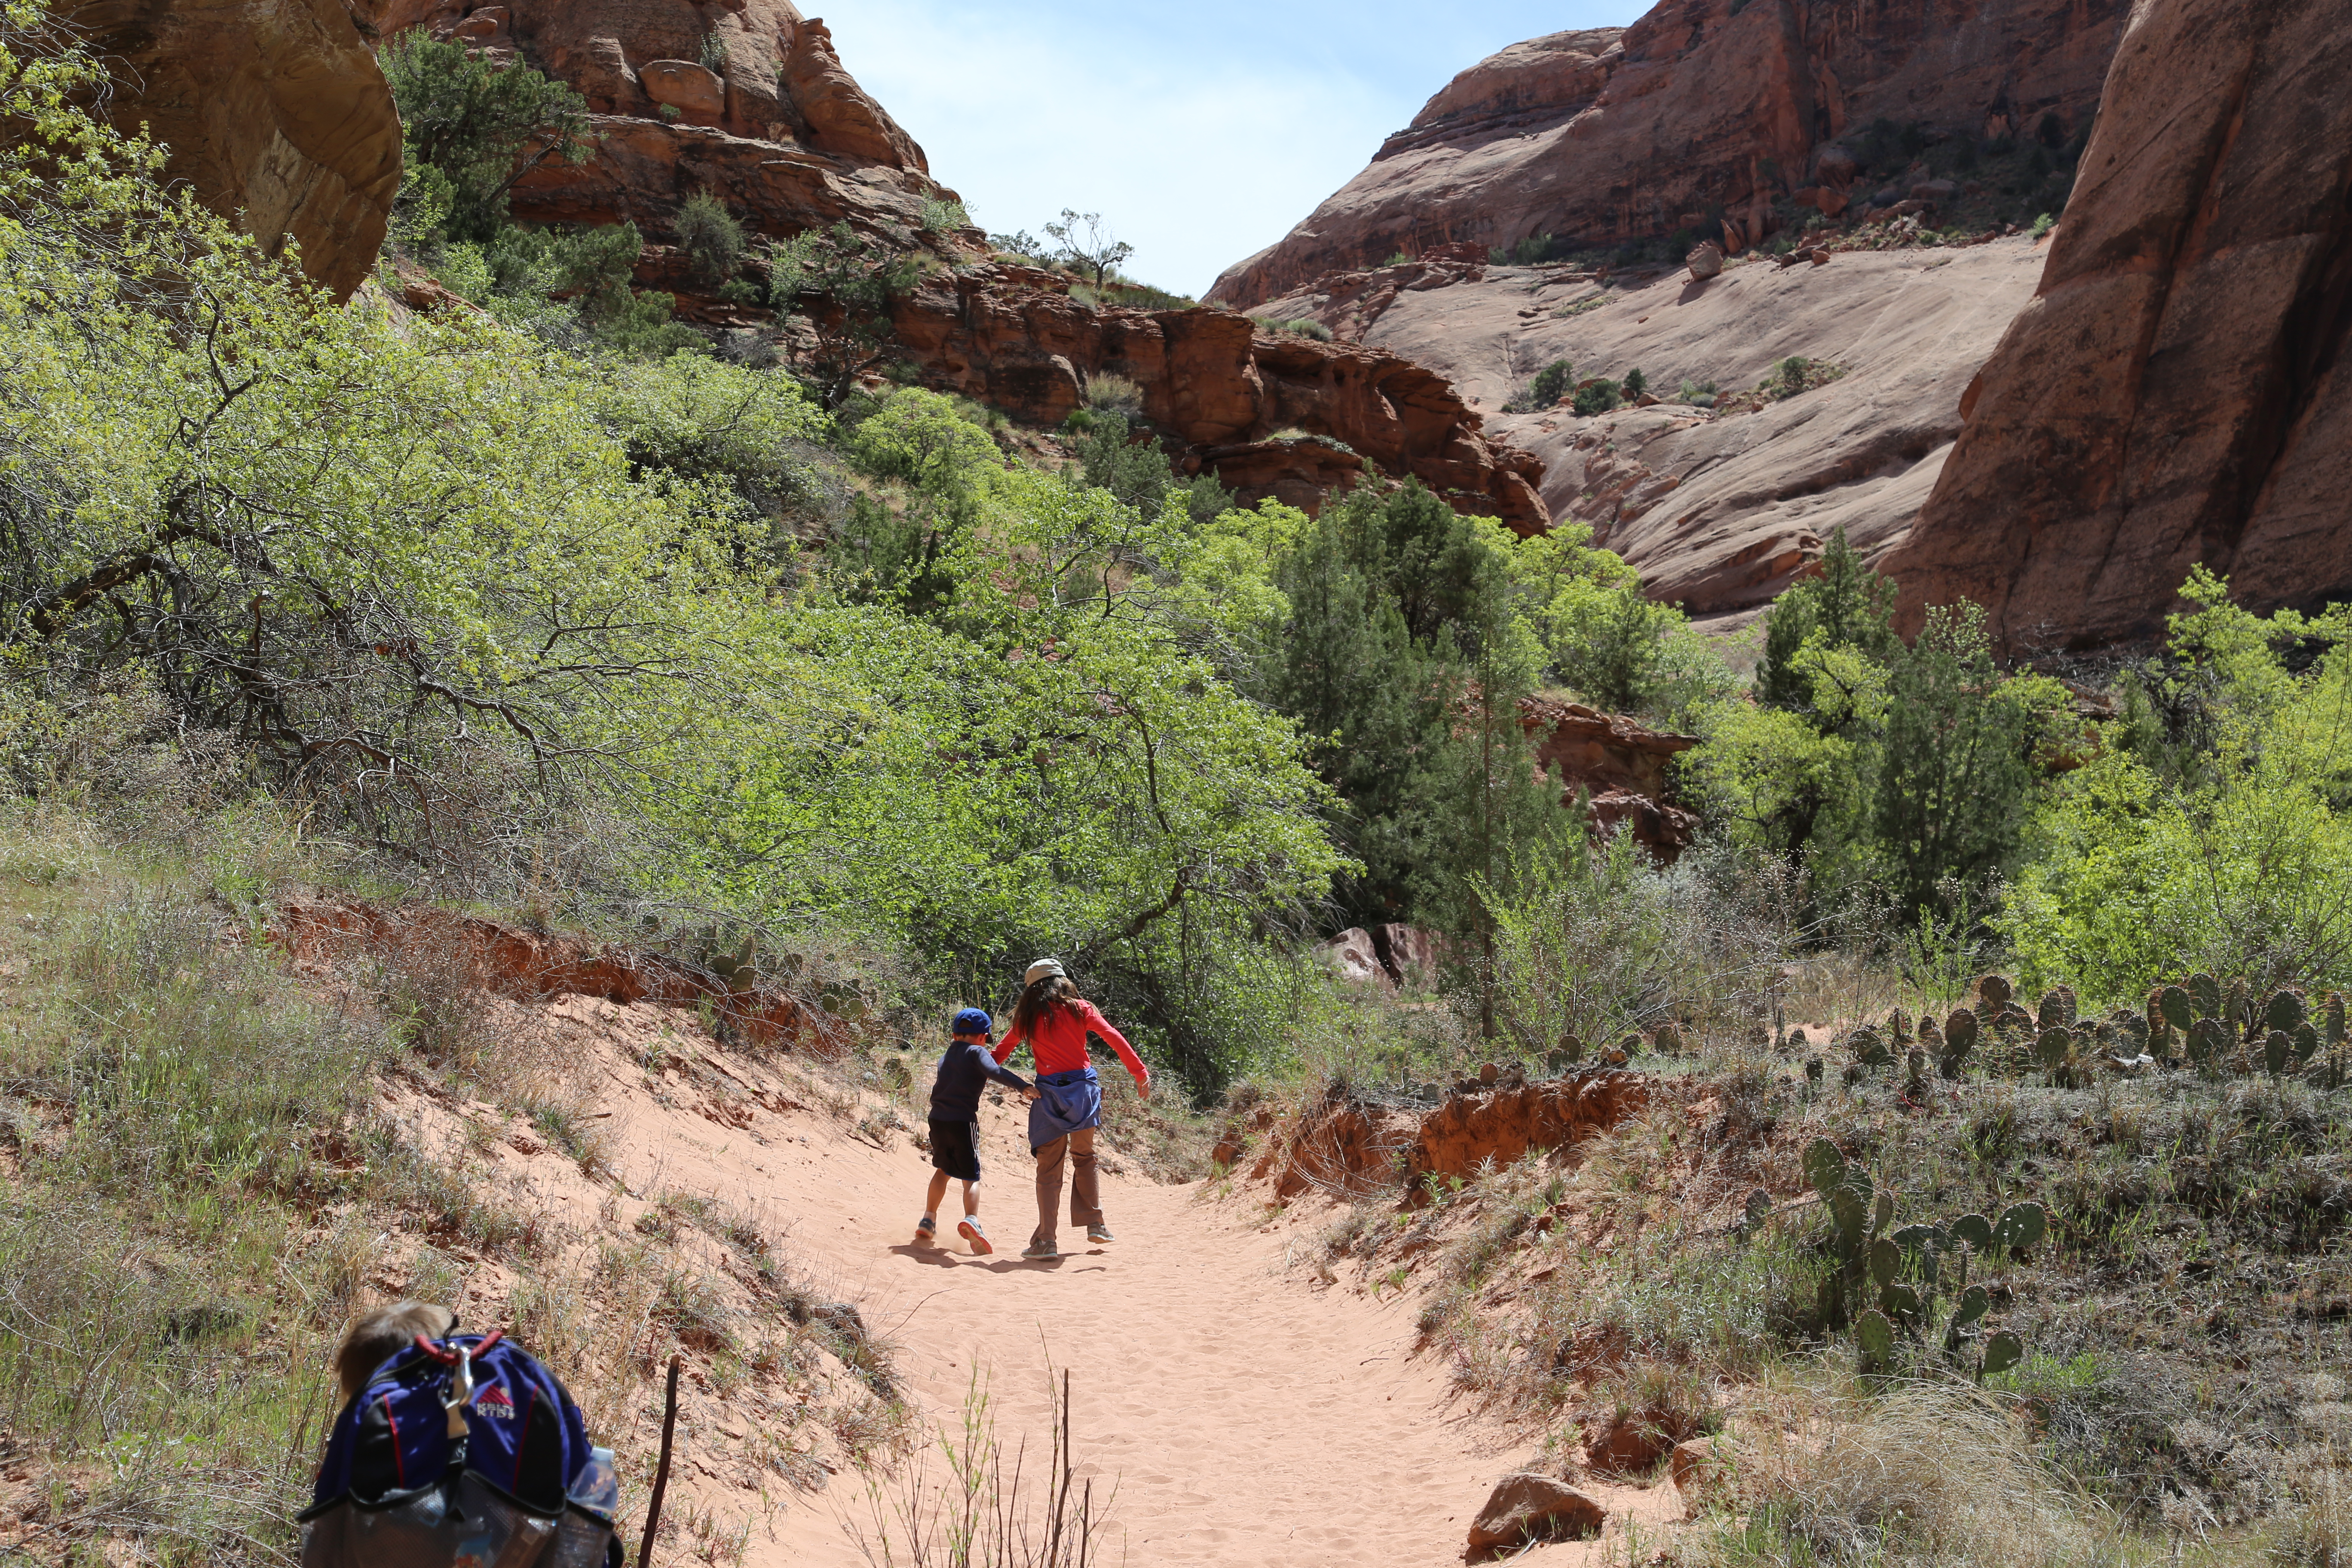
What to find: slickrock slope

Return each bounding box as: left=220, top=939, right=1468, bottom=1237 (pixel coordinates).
left=72, top=0, right=403, bottom=298
left=1253, top=238, right=2047, bottom=616
left=888, top=265, right=1548, bottom=528
left=355, top=0, right=946, bottom=242
left=1210, top=0, right=2126, bottom=311
left=1885, top=0, right=2352, bottom=649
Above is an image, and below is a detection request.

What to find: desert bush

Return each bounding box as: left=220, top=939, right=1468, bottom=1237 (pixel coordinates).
left=1730, top=1377, right=2116, bottom=1566
left=1531, top=358, right=1574, bottom=405
left=381, top=32, right=591, bottom=244
left=920, top=195, right=971, bottom=233
left=676, top=188, right=749, bottom=285
left=1572, top=379, right=1622, bottom=415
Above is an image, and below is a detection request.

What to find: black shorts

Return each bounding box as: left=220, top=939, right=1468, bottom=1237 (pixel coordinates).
left=928, top=1117, right=981, bottom=1182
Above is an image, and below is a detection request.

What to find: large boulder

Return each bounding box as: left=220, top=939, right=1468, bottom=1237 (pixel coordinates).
left=1885, top=0, right=2352, bottom=649
left=70, top=0, right=403, bottom=300
left=1467, top=1473, right=1605, bottom=1556
left=1208, top=0, right=2128, bottom=309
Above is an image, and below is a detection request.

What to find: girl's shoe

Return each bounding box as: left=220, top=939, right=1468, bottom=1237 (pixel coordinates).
left=1021, top=1240, right=1059, bottom=1260
left=1086, top=1223, right=1115, bottom=1244
left=958, top=1217, right=993, bottom=1255
left=914, top=1214, right=937, bottom=1246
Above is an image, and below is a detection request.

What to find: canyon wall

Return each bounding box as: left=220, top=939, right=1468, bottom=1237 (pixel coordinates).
left=72, top=0, right=404, bottom=298
left=1884, top=0, right=2352, bottom=650
left=1210, top=0, right=2127, bottom=311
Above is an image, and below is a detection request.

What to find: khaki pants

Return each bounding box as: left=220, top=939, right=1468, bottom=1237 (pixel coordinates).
left=1032, top=1126, right=1101, bottom=1246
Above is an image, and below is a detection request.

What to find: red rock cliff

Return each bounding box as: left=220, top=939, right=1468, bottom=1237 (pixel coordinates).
left=1883, top=0, right=2352, bottom=649
left=72, top=0, right=403, bottom=299
left=887, top=265, right=1547, bottom=529
left=354, top=0, right=947, bottom=242
left=1210, top=0, right=2128, bottom=310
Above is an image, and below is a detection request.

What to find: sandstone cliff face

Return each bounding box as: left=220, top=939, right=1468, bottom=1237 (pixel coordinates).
left=73, top=0, right=403, bottom=298
left=887, top=266, right=1547, bottom=529
left=1210, top=0, right=2126, bottom=310
left=1885, top=0, right=2352, bottom=649
left=1251, top=237, right=2046, bottom=619
left=354, top=0, right=943, bottom=242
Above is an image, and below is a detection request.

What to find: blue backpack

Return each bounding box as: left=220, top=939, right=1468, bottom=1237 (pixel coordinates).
left=300, top=1330, right=622, bottom=1568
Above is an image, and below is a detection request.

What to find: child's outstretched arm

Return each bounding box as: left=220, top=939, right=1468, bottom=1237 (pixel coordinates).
left=975, top=1043, right=1033, bottom=1096
left=1081, top=1002, right=1152, bottom=1098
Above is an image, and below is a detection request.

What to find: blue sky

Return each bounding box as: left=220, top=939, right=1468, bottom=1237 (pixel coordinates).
left=822, top=1, right=1648, bottom=297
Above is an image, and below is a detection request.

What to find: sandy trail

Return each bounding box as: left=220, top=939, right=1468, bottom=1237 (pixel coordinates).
left=500, top=998, right=1681, bottom=1566
left=753, top=1108, right=1510, bottom=1565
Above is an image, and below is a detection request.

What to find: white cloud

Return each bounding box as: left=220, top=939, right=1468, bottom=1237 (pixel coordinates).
left=820, top=0, right=1645, bottom=299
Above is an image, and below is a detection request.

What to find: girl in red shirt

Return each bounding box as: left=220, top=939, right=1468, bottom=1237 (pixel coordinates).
left=993, top=958, right=1151, bottom=1259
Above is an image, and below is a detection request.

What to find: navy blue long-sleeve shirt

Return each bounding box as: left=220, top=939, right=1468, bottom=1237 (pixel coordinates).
left=929, top=1038, right=1032, bottom=1121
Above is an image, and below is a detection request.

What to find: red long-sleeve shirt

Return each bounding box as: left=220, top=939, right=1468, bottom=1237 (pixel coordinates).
left=994, top=997, right=1150, bottom=1092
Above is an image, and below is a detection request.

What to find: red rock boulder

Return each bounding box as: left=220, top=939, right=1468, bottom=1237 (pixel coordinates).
left=71, top=0, right=403, bottom=299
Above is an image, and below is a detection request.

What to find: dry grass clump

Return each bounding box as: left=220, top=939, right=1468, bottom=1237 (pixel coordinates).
left=1722, top=1375, right=2117, bottom=1566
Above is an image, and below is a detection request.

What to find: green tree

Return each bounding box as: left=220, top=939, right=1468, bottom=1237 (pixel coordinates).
left=1043, top=208, right=1133, bottom=289
left=1754, top=525, right=1900, bottom=714
left=1870, top=605, right=2038, bottom=916
left=380, top=34, right=593, bottom=243
left=1073, top=412, right=1231, bottom=525
left=1531, top=359, right=1574, bottom=405
left=768, top=224, right=920, bottom=407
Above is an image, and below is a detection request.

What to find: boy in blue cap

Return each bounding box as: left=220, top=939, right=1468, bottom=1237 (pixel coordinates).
left=916, top=1008, right=1037, bottom=1254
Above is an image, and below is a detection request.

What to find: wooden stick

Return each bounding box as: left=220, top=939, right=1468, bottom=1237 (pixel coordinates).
left=637, top=1354, right=683, bottom=1568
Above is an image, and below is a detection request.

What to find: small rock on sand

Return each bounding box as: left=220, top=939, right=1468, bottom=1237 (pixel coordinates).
left=1467, top=1473, right=1605, bottom=1554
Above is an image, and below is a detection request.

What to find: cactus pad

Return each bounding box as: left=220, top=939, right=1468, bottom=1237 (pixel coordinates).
left=2267, top=990, right=2307, bottom=1034
left=2037, top=1027, right=2070, bottom=1068
left=1994, top=1201, right=2048, bottom=1253
left=1855, top=1309, right=1896, bottom=1375
left=2266, top=1029, right=2291, bottom=1077
left=1948, top=1213, right=1993, bottom=1251
left=1950, top=1284, right=1990, bottom=1330
left=1976, top=973, right=2013, bottom=1009
left=1802, top=1138, right=1846, bottom=1200
left=2159, top=985, right=2192, bottom=1031
left=1980, top=1331, right=2024, bottom=1378
left=1869, top=1237, right=1902, bottom=1287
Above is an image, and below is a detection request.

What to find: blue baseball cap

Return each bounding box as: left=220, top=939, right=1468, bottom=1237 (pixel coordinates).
left=952, top=1008, right=992, bottom=1035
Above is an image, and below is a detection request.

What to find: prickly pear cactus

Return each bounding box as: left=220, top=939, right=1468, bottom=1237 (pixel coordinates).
left=1850, top=1026, right=1891, bottom=1069
left=1993, top=1201, right=2047, bottom=1255
left=2188, top=972, right=2220, bottom=1020
left=1940, top=1008, right=1978, bottom=1078
left=1855, top=1308, right=1896, bottom=1375
left=1803, top=1138, right=1847, bottom=1202
left=2266, top=1029, right=2291, bottom=1078
left=1976, top=974, right=2013, bottom=1011
left=1980, top=1331, right=2024, bottom=1379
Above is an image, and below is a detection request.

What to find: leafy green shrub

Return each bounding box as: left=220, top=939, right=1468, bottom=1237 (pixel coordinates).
left=674, top=189, right=747, bottom=286
left=1676, top=378, right=1718, bottom=406
left=1622, top=367, right=1647, bottom=397
left=919, top=195, right=971, bottom=233
left=1531, top=359, right=1574, bottom=405
left=2030, top=211, right=2055, bottom=238
left=1571, top=379, right=1621, bottom=416
left=1257, top=316, right=1332, bottom=341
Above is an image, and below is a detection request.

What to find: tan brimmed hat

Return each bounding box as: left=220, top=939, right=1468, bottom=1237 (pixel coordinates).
left=1023, top=958, right=1066, bottom=986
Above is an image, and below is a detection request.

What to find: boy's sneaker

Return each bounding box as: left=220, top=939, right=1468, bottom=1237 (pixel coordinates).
left=958, top=1217, right=993, bottom=1256
left=1086, top=1223, right=1115, bottom=1244
left=914, top=1214, right=937, bottom=1246
left=1021, top=1240, right=1059, bottom=1261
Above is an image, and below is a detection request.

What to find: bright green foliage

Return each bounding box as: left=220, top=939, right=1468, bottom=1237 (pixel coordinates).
left=380, top=32, right=592, bottom=243
left=2000, top=573, right=2352, bottom=995
left=669, top=468, right=1348, bottom=1084
left=1755, top=526, right=1900, bottom=713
